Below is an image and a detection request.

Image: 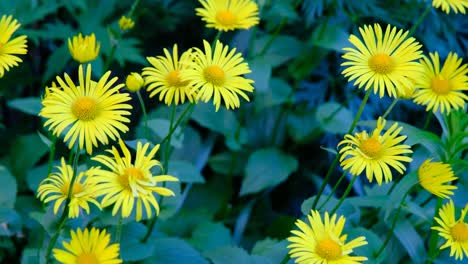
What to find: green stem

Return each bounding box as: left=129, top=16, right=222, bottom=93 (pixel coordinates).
left=427, top=198, right=443, bottom=262
left=128, top=0, right=140, bottom=18
left=330, top=176, right=358, bottom=215
left=259, top=18, right=287, bottom=56
left=143, top=104, right=177, bottom=243
left=46, top=136, right=57, bottom=176
left=423, top=111, right=433, bottom=130
left=279, top=254, right=290, bottom=264
left=374, top=190, right=411, bottom=258
left=212, top=31, right=222, bottom=46
left=318, top=171, right=347, bottom=210
left=408, top=5, right=431, bottom=36
left=115, top=215, right=123, bottom=244
left=136, top=90, right=149, bottom=139
left=45, top=147, right=80, bottom=263
left=382, top=99, right=399, bottom=119
left=311, top=89, right=372, bottom=210
left=159, top=103, right=195, bottom=145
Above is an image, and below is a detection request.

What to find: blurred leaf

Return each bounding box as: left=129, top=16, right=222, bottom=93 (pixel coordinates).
left=309, top=21, right=349, bottom=52
left=37, top=22, right=74, bottom=40
left=302, top=0, right=333, bottom=26
left=347, top=227, right=386, bottom=263
left=251, top=238, right=289, bottom=263
left=21, top=247, right=45, bottom=264
left=189, top=222, right=232, bottom=253
left=316, top=102, right=353, bottom=134
left=0, top=166, right=17, bottom=208
left=254, top=78, right=292, bottom=112
left=191, top=103, right=239, bottom=136
left=147, top=118, right=183, bottom=148
left=0, top=208, right=21, bottom=236
left=158, top=181, right=181, bottom=219
left=205, top=246, right=272, bottom=264
left=287, top=109, right=321, bottom=144
left=115, top=38, right=146, bottom=65
left=246, top=58, right=272, bottom=93
left=385, top=171, right=418, bottom=219
left=10, top=133, right=48, bottom=179
left=43, top=44, right=70, bottom=83
left=240, top=148, right=298, bottom=196
left=254, top=35, right=305, bottom=67
left=143, top=237, right=209, bottom=264
left=393, top=219, right=427, bottom=263
left=8, top=97, right=42, bottom=116
left=208, top=152, right=246, bottom=176
left=168, top=160, right=205, bottom=183
left=121, top=242, right=154, bottom=262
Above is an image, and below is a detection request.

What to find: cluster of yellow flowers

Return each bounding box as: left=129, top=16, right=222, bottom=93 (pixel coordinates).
left=0, top=0, right=466, bottom=263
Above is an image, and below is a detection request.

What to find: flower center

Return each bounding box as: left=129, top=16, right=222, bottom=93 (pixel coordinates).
left=215, top=10, right=237, bottom=26
left=72, top=96, right=98, bottom=121
left=61, top=182, right=83, bottom=196
left=204, top=65, right=226, bottom=86
left=315, top=238, right=342, bottom=260
left=361, top=138, right=382, bottom=158
left=119, top=167, right=145, bottom=189
left=368, top=53, right=394, bottom=74
left=76, top=252, right=99, bottom=264
left=431, top=75, right=450, bottom=95
left=166, top=70, right=188, bottom=87
left=451, top=222, right=468, bottom=242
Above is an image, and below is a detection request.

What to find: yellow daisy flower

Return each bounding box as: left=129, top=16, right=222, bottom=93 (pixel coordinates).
left=413, top=52, right=468, bottom=114
left=196, top=0, right=259, bottom=31
left=119, top=15, right=135, bottom=31
left=418, top=159, right=457, bottom=199
left=432, top=0, right=468, bottom=14
left=181, top=40, right=254, bottom=111
left=432, top=200, right=468, bottom=261
left=288, top=210, right=368, bottom=264
left=341, top=24, right=423, bottom=98
left=39, top=64, right=132, bottom=154
left=338, top=117, right=413, bottom=185
left=68, top=33, right=101, bottom=63
left=125, top=72, right=144, bottom=92
left=142, top=44, right=195, bottom=105
left=0, top=15, right=27, bottom=78
left=92, top=139, right=178, bottom=221
left=37, top=158, right=101, bottom=218
left=53, top=227, right=122, bottom=264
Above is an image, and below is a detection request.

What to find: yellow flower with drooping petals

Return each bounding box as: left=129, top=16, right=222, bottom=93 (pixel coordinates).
left=418, top=159, right=457, bottom=199
left=0, top=15, right=27, bottom=78
left=68, top=33, right=100, bottom=63
left=196, top=0, right=259, bottom=31
left=119, top=15, right=135, bottom=31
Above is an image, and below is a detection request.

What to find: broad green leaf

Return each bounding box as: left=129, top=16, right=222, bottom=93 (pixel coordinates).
left=287, top=109, right=321, bottom=144
left=205, top=246, right=251, bottom=264
left=158, top=181, right=181, bottom=220
left=43, top=44, right=69, bottom=82
left=189, top=222, right=232, bottom=253
left=316, top=102, right=353, bottom=134
left=0, top=166, right=17, bottom=208
left=247, top=58, right=272, bottom=93
left=143, top=238, right=208, bottom=264
left=10, top=133, right=49, bottom=179
left=115, top=38, right=146, bottom=65
left=251, top=238, right=289, bottom=263
left=121, top=243, right=154, bottom=262
left=240, top=148, right=298, bottom=196
left=347, top=228, right=386, bottom=263
left=393, top=219, right=427, bottom=263
left=147, top=118, right=183, bottom=148
left=208, top=151, right=247, bottom=176
left=168, top=160, right=205, bottom=183
left=8, top=97, right=42, bottom=116
left=191, top=103, right=239, bottom=136
left=385, top=171, right=418, bottom=219
left=253, top=35, right=304, bottom=67
left=309, top=22, right=349, bottom=52
left=254, top=78, right=292, bottom=112
left=0, top=208, right=21, bottom=236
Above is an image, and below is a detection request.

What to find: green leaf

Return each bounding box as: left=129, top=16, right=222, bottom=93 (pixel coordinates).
left=147, top=118, right=184, bottom=148
left=393, top=219, right=427, bottom=263
left=208, top=152, right=246, bottom=176
left=205, top=246, right=251, bottom=264
left=189, top=222, right=232, bottom=253
left=121, top=243, right=154, bottom=262
left=347, top=228, right=386, bottom=263
left=8, top=97, right=42, bottom=116
left=0, top=208, right=21, bottom=236
left=240, top=148, right=298, bottom=196
left=246, top=57, right=272, bottom=93
left=115, top=38, right=145, bottom=65
left=191, top=103, right=239, bottom=136
left=316, top=102, right=353, bottom=134
left=254, top=35, right=305, bottom=67
left=168, top=160, right=205, bottom=183
left=10, top=133, right=49, bottom=179
left=309, top=22, right=349, bottom=52
left=287, top=109, right=321, bottom=144
left=254, top=78, right=292, bottom=112
left=143, top=238, right=209, bottom=264
left=43, top=44, right=70, bottom=82
left=251, top=238, right=289, bottom=263
left=0, top=166, right=17, bottom=208
left=385, top=171, right=418, bottom=219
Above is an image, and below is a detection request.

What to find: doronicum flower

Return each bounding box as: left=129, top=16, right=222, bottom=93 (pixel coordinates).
left=288, top=210, right=368, bottom=264
left=39, top=64, right=132, bottom=154
left=196, top=0, right=259, bottom=31
left=413, top=52, right=468, bottom=114
left=0, top=15, right=27, bottom=78
left=181, top=40, right=254, bottom=111
left=92, top=139, right=179, bottom=221
left=125, top=72, right=144, bottom=92
left=37, top=158, right=101, bottom=218
left=432, top=200, right=468, bottom=261
left=338, top=117, right=413, bottom=185
left=119, top=15, right=135, bottom=31
left=68, top=33, right=101, bottom=63
left=143, top=44, right=195, bottom=105
left=432, top=0, right=468, bottom=14
left=341, top=24, right=423, bottom=98
left=53, top=227, right=122, bottom=264
left=418, top=159, right=457, bottom=199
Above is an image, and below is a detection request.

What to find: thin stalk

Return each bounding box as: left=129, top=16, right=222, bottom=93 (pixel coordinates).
left=136, top=90, right=149, bottom=139
left=318, top=171, right=347, bottom=210
left=427, top=198, right=443, bottom=262
left=212, top=31, right=222, bottom=47
left=330, top=176, right=358, bottom=215
left=374, top=190, right=411, bottom=258
left=382, top=99, right=399, bottom=119
left=115, top=215, right=123, bottom=244
left=259, top=18, right=287, bottom=56
left=45, top=147, right=81, bottom=263
left=159, top=103, right=195, bottom=145
left=423, top=111, right=433, bottom=130
left=408, top=5, right=431, bottom=36
left=311, top=89, right=372, bottom=210
left=279, top=254, right=290, bottom=264
left=143, top=105, right=177, bottom=242
left=128, top=0, right=140, bottom=18
left=46, top=136, right=57, bottom=176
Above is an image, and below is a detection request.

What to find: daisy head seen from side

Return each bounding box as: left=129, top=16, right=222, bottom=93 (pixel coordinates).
left=68, top=33, right=100, bottom=63
left=180, top=40, right=254, bottom=111
left=0, top=15, right=28, bottom=78
left=341, top=24, right=423, bottom=98
left=418, top=159, right=457, bottom=199
left=196, top=0, right=259, bottom=31
left=288, top=210, right=367, bottom=264
left=338, top=117, right=413, bottom=185
left=92, top=139, right=179, bottom=221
